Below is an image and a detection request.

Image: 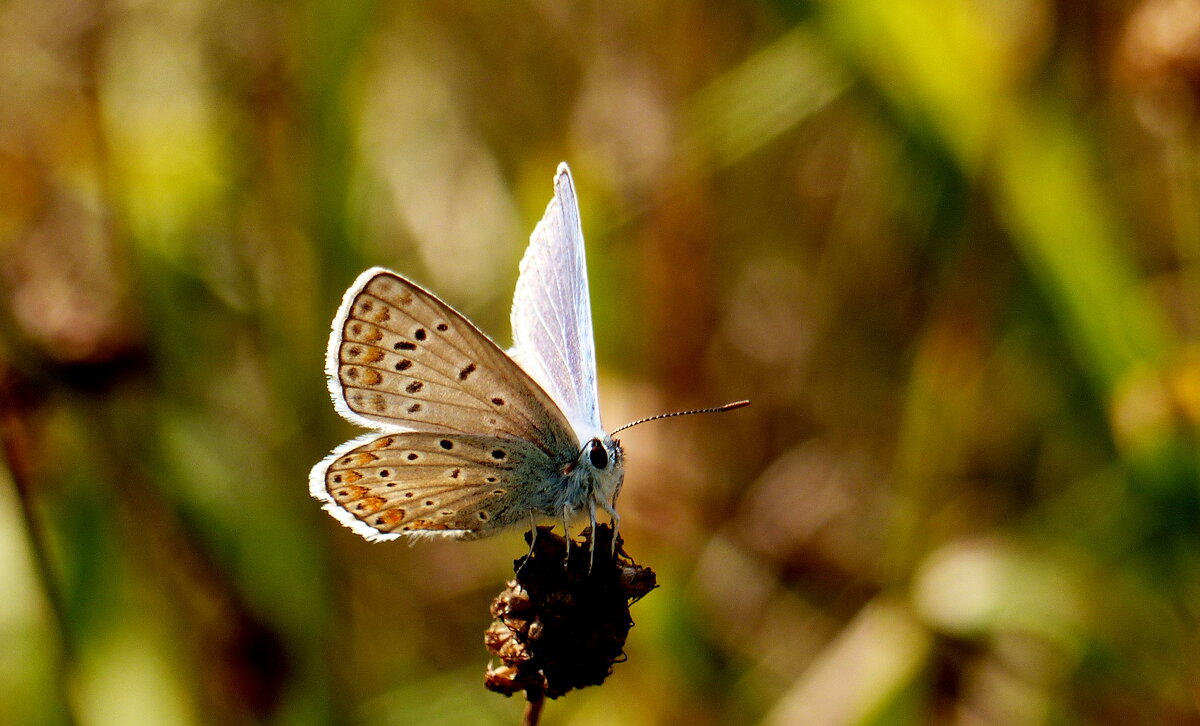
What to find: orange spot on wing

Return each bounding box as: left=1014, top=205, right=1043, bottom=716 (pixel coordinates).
left=371, top=437, right=394, bottom=449
left=362, top=348, right=385, bottom=363
left=333, top=484, right=368, bottom=500
left=362, top=370, right=383, bottom=386
left=407, top=520, right=448, bottom=530
left=354, top=497, right=386, bottom=514
left=373, top=509, right=406, bottom=527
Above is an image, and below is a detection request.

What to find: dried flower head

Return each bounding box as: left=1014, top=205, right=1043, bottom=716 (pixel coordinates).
left=484, top=524, right=656, bottom=700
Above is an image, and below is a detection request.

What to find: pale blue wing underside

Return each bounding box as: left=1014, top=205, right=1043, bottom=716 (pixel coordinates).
left=509, top=163, right=603, bottom=443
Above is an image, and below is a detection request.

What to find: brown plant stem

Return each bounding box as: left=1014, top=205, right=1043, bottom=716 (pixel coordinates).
left=521, top=690, right=544, bottom=726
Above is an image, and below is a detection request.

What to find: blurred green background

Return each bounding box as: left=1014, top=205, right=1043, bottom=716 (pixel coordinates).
left=3, top=0, right=1200, bottom=724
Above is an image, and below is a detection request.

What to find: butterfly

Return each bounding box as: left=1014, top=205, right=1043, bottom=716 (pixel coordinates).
left=309, top=163, right=747, bottom=550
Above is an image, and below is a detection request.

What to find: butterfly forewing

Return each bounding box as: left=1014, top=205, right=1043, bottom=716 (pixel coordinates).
left=331, top=268, right=576, bottom=457
left=316, top=432, right=558, bottom=541
left=510, top=163, right=603, bottom=440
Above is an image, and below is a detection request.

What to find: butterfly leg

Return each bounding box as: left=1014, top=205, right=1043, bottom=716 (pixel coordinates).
left=608, top=479, right=624, bottom=555
left=517, top=510, right=538, bottom=575
left=596, top=495, right=620, bottom=556
left=587, top=499, right=598, bottom=573
left=561, top=504, right=572, bottom=568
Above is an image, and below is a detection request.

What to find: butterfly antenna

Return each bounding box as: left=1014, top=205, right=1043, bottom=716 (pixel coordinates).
left=611, top=400, right=750, bottom=436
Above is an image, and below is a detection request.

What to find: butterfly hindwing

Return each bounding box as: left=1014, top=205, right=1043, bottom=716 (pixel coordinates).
left=312, top=432, right=559, bottom=541
left=330, top=268, right=576, bottom=457
left=510, top=163, right=603, bottom=440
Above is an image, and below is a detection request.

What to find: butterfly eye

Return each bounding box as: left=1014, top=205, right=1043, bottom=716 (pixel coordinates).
left=588, top=439, right=608, bottom=469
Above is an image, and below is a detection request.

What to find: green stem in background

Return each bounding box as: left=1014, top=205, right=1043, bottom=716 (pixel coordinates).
left=0, top=375, right=79, bottom=726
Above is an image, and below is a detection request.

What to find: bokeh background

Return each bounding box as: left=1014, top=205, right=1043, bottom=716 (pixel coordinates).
left=3, top=0, right=1200, bottom=724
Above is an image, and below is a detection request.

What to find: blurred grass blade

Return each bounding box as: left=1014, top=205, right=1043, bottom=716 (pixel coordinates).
left=685, top=27, right=849, bottom=167
left=764, top=600, right=931, bottom=726
left=995, top=107, right=1171, bottom=392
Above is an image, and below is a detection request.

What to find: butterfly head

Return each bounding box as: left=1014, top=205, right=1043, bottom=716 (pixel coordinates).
left=586, top=435, right=624, bottom=510
left=586, top=437, right=612, bottom=469
left=557, top=434, right=624, bottom=514
left=565, top=436, right=624, bottom=479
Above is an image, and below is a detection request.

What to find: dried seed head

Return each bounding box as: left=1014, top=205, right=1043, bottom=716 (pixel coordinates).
left=483, top=524, right=657, bottom=699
